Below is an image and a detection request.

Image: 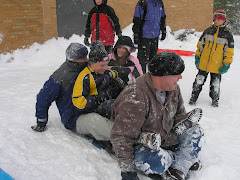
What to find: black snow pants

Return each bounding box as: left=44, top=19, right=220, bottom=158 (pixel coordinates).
left=190, top=69, right=222, bottom=101
left=137, top=37, right=159, bottom=73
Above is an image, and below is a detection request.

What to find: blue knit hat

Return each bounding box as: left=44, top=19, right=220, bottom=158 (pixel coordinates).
left=65, top=43, right=88, bottom=61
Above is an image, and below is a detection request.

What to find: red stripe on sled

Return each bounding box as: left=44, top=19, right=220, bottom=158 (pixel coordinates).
left=158, top=49, right=195, bottom=56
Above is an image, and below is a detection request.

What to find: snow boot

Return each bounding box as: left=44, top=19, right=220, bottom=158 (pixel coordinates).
left=189, top=160, right=202, bottom=171
left=168, top=167, right=185, bottom=180
left=188, top=97, right=197, bottom=105
left=92, top=139, right=114, bottom=155
left=173, top=108, right=202, bottom=135
left=136, top=132, right=161, bottom=150
left=147, top=169, right=177, bottom=180
left=211, top=99, right=219, bottom=107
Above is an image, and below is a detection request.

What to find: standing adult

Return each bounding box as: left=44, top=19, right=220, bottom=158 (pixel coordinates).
left=132, top=0, right=167, bottom=73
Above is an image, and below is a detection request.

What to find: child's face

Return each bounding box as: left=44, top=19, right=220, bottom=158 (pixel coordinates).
left=214, top=19, right=225, bottom=26
left=95, top=0, right=103, bottom=5
left=91, top=61, right=109, bottom=74
left=117, top=46, right=128, bottom=58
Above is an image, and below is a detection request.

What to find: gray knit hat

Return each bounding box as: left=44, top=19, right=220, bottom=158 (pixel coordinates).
left=88, top=41, right=109, bottom=64
left=65, top=43, right=88, bottom=61
left=148, top=51, right=185, bottom=76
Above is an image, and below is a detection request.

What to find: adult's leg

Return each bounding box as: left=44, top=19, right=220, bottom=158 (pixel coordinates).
left=149, top=37, right=159, bottom=61
left=134, top=145, right=174, bottom=175
left=189, top=70, right=208, bottom=104
left=209, top=73, right=221, bottom=106
left=76, top=113, right=113, bottom=141
left=171, top=125, right=204, bottom=176
left=137, top=38, right=151, bottom=73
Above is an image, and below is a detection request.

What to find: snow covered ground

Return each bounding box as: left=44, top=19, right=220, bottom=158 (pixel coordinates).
left=1, top=25, right=240, bottom=180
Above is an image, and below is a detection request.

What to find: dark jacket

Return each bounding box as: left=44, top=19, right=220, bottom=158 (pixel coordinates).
left=196, top=24, right=234, bottom=74
left=84, top=0, right=122, bottom=46
left=35, top=61, right=87, bottom=131
left=132, top=0, right=166, bottom=39
left=108, top=36, right=143, bottom=84
left=110, top=73, right=186, bottom=170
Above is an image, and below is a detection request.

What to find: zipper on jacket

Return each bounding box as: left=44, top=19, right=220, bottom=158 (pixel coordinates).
left=96, top=13, right=100, bottom=40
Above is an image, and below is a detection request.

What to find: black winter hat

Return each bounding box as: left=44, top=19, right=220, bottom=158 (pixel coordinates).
left=114, top=36, right=136, bottom=53
left=89, top=41, right=109, bottom=64
left=65, top=43, right=88, bottom=61
left=148, top=51, right=185, bottom=76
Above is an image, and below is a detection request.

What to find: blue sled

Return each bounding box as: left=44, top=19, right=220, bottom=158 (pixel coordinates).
left=0, top=168, right=14, bottom=180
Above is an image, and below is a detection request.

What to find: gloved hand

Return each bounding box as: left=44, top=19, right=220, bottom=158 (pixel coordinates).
left=133, top=34, right=139, bottom=45
left=31, top=121, right=47, bottom=132
left=121, top=172, right=139, bottom=180
left=160, top=30, right=166, bottom=40
left=195, top=55, right=200, bottom=69
left=95, top=86, right=119, bottom=105
left=84, top=37, right=91, bottom=46
left=111, top=77, right=126, bottom=92
left=218, top=64, right=230, bottom=74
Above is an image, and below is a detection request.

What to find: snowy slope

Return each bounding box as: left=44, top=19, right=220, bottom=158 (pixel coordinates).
left=0, top=25, right=240, bottom=180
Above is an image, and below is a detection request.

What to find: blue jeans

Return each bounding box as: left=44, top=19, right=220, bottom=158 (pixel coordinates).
left=134, top=125, right=204, bottom=176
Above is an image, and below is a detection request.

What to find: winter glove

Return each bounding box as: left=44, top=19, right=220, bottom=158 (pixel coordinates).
left=111, top=77, right=126, bottom=92
left=133, top=34, right=139, bottom=45
left=121, top=172, right=139, bottom=180
left=195, top=55, right=200, bottom=69
left=31, top=121, right=47, bottom=132
left=160, top=30, right=166, bottom=40
left=218, top=64, right=230, bottom=74
left=84, top=37, right=91, bottom=46
left=95, top=86, right=119, bottom=105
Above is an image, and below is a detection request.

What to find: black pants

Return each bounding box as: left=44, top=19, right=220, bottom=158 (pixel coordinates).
left=137, top=37, right=159, bottom=73
left=191, top=70, right=221, bottom=101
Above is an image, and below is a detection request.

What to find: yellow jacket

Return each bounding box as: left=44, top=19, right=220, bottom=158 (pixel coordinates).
left=196, top=24, right=234, bottom=74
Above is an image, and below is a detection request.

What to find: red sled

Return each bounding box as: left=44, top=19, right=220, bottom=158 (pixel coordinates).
left=158, top=49, right=195, bottom=56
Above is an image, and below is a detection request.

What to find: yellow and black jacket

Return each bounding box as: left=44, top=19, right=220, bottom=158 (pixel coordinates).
left=72, top=65, right=116, bottom=111
left=196, top=24, right=234, bottom=74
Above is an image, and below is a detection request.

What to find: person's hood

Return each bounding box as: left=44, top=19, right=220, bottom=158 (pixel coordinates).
left=93, top=0, right=107, bottom=6
left=114, top=36, right=136, bottom=54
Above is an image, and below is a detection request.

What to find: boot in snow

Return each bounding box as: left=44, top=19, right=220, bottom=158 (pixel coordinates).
left=173, top=108, right=202, bottom=135
left=189, top=160, right=202, bottom=171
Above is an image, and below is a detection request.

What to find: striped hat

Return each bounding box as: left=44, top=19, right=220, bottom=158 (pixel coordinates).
left=213, top=10, right=227, bottom=22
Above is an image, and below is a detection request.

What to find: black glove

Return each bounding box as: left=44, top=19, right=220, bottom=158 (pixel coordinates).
left=95, top=86, right=119, bottom=105
left=133, top=34, right=139, bottom=45
left=84, top=37, right=90, bottom=46
left=111, top=77, right=126, bottom=91
left=160, top=30, right=166, bottom=40
left=121, top=172, right=139, bottom=180
left=31, top=121, right=47, bottom=132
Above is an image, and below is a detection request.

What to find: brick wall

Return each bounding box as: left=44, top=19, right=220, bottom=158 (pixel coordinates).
left=109, top=0, right=214, bottom=32
left=0, top=0, right=57, bottom=54
left=0, top=0, right=213, bottom=54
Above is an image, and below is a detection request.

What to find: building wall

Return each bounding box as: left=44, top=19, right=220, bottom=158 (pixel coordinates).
left=0, top=0, right=57, bottom=54
left=0, top=0, right=213, bottom=54
left=109, top=0, right=214, bottom=32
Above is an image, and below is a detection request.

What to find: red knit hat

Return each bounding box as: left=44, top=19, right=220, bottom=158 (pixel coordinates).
left=213, top=10, right=227, bottom=22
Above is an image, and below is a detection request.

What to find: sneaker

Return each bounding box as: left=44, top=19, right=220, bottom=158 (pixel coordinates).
left=136, top=132, right=161, bottom=150
left=189, top=160, right=202, bottom=171
left=173, top=108, right=203, bottom=135
left=211, top=100, right=219, bottom=107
